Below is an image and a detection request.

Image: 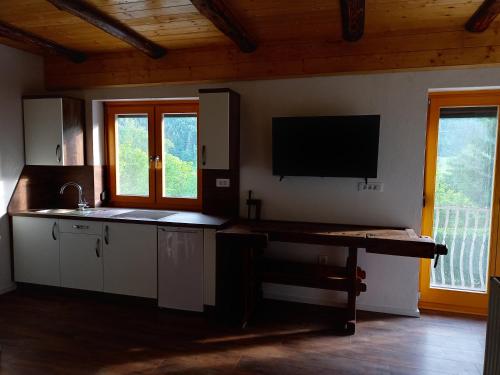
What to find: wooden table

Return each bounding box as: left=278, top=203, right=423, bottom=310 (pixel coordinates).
left=215, top=220, right=447, bottom=334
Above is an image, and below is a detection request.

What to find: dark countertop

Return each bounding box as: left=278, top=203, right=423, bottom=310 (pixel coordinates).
left=10, top=208, right=233, bottom=229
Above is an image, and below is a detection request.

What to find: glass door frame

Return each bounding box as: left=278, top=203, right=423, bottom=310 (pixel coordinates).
left=420, top=90, right=500, bottom=316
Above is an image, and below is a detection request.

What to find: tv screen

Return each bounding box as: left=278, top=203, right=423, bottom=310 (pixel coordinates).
left=272, top=115, right=380, bottom=178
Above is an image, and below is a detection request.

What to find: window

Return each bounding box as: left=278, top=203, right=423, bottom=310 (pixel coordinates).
left=106, top=101, right=201, bottom=210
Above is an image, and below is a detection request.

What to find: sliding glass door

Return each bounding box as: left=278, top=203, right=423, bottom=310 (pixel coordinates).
left=420, top=91, right=500, bottom=315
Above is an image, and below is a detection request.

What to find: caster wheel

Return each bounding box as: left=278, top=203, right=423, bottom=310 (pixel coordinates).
left=345, top=322, right=355, bottom=335
left=331, top=321, right=355, bottom=336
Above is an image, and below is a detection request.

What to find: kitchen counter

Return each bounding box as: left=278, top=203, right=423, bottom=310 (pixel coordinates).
left=10, top=208, right=233, bottom=229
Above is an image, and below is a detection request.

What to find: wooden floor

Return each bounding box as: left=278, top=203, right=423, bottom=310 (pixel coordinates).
left=0, top=288, right=486, bottom=375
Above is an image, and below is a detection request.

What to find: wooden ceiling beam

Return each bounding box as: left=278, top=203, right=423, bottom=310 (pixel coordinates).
left=190, top=0, right=256, bottom=53
left=466, top=0, right=500, bottom=32
left=340, top=0, right=365, bottom=42
left=45, top=28, right=500, bottom=91
left=46, top=0, right=166, bottom=59
left=0, top=20, right=86, bottom=63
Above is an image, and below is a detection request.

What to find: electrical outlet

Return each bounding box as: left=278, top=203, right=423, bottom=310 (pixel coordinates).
left=216, top=178, right=230, bottom=188
left=358, top=182, right=384, bottom=192
left=318, top=255, right=328, bottom=265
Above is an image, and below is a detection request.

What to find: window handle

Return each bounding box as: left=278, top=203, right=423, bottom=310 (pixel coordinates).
left=150, top=155, right=160, bottom=169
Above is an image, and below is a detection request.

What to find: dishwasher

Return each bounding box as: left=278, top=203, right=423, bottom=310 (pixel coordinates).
left=158, top=226, right=204, bottom=312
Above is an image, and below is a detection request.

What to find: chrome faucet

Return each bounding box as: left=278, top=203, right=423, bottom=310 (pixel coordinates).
left=60, top=182, right=88, bottom=211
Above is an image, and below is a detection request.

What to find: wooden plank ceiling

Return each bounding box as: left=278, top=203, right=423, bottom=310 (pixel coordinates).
left=0, top=0, right=499, bottom=89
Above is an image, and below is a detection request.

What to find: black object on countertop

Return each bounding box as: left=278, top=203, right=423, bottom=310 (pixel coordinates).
left=246, top=190, right=262, bottom=221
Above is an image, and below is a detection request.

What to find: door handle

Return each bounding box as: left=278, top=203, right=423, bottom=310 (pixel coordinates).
left=51, top=222, right=57, bottom=240
left=104, top=225, right=109, bottom=245
left=95, top=238, right=101, bottom=258
left=56, top=144, right=62, bottom=163
left=202, top=145, right=206, bottom=166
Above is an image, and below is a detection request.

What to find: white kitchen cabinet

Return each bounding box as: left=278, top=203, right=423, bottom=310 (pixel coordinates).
left=158, top=226, right=204, bottom=312
left=199, top=91, right=230, bottom=169
left=102, top=222, right=157, bottom=298
left=199, top=89, right=240, bottom=171
left=60, top=233, right=103, bottom=292
left=13, top=216, right=60, bottom=287
left=12, top=216, right=215, bottom=309
left=23, top=97, right=85, bottom=166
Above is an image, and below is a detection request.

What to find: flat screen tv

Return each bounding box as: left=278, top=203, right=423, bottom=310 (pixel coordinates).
left=272, top=115, right=380, bottom=178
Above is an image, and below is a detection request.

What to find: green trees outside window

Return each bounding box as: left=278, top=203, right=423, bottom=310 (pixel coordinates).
left=114, top=111, right=198, bottom=201
left=116, top=115, right=149, bottom=197
left=431, top=110, right=498, bottom=291
left=163, top=115, right=198, bottom=199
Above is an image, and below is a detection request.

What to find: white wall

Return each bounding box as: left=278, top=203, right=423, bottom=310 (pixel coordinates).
left=0, top=45, right=44, bottom=293
left=78, top=66, right=500, bottom=316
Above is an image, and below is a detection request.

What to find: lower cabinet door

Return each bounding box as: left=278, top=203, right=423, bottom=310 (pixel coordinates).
left=13, top=217, right=60, bottom=286
left=158, top=227, right=204, bottom=312
left=103, top=223, right=157, bottom=298
left=60, top=233, right=103, bottom=291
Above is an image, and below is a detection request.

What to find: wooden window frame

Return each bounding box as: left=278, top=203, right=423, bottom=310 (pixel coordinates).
left=155, top=102, right=202, bottom=210
left=105, top=100, right=202, bottom=211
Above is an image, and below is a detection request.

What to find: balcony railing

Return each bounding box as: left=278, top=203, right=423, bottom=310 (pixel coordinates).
left=431, top=206, right=491, bottom=292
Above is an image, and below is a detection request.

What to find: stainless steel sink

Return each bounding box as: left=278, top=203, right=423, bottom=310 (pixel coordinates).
left=111, top=210, right=176, bottom=221
left=35, top=208, right=112, bottom=216
left=72, top=208, right=114, bottom=216
left=36, top=209, right=76, bottom=214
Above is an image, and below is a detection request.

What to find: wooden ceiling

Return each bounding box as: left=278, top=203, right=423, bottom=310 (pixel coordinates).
left=1, top=0, right=500, bottom=89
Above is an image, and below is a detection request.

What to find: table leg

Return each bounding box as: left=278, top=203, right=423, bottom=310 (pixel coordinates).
left=345, top=247, right=358, bottom=334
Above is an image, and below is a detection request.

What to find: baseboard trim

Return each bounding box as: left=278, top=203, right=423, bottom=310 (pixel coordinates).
left=0, top=283, right=16, bottom=295
left=418, top=301, right=487, bottom=317
left=357, top=303, right=420, bottom=318
left=263, top=290, right=420, bottom=317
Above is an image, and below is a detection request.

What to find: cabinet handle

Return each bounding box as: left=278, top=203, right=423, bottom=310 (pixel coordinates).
left=158, top=227, right=200, bottom=234
left=104, top=225, right=109, bottom=245
left=52, top=222, right=57, bottom=240
left=72, top=224, right=89, bottom=230
left=202, top=145, right=206, bottom=166
left=95, top=238, right=101, bottom=258
left=56, top=144, right=62, bottom=163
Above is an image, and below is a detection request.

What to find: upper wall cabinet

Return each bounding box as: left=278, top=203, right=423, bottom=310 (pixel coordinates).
left=23, top=97, right=85, bottom=166
left=199, top=89, right=240, bottom=170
